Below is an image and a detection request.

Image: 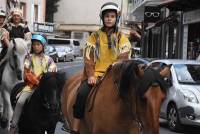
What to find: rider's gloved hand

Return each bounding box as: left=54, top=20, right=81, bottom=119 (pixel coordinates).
left=88, top=76, right=96, bottom=86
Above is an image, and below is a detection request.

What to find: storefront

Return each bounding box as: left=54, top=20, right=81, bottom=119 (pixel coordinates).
left=183, top=9, right=200, bottom=59
left=142, top=0, right=200, bottom=59
left=142, top=6, right=182, bottom=59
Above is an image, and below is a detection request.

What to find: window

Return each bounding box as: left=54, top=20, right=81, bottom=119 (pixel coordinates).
left=48, top=39, right=70, bottom=45
left=74, top=32, right=83, bottom=39
left=34, top=5, right=38, bottom=22
left=20, top=2, right=26, bottom=19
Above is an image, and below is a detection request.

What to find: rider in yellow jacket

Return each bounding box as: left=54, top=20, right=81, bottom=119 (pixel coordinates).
left=71, top=2, right=131, bottom=134
left=9, top=34, right=57, bottom=134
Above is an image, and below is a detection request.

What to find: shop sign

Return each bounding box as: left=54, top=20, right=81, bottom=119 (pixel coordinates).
left=34, top=22, right=54, bottom=33
left=144, top=6, right=161, bottom=23
left=183, top=9, right=200, bottom=24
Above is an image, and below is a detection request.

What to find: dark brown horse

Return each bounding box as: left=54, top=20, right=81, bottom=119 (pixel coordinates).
left=61, top=60, right=171, bottom=134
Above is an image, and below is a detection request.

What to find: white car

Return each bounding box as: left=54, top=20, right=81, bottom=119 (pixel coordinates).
left=55, top=46, right=74, bottom=62
left=148, top=59, right=200, bottom=132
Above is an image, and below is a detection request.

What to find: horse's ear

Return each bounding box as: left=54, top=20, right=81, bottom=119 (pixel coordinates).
left=159, top=64, right=172, bottom=77
left=137, top=64, right=146, bottom=77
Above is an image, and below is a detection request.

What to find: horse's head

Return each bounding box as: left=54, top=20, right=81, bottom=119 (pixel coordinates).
left=112, top=60, right=171, bottom=134
left=8, top=38, right=28, bottom=80
left=37, top=72, right=66, bottom=113
left=112, top=60, right=144, bottom=100
left=136, top=65, right=171, bottom=134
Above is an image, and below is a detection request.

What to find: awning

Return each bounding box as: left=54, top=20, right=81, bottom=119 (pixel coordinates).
left=158, top=0, right=200, bottom=11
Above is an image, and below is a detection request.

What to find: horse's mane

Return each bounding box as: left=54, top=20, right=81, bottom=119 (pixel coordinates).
left=37, top=71, right=66, bottom=96
left=112, top=60, right=141, bottom=100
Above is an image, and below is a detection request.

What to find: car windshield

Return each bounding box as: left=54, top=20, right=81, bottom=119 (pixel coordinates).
left=174, top=64, right=200, bottom=84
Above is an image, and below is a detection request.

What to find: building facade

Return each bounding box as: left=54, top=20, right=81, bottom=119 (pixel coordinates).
left=0, top=0, right=46, bottom=31
left=54, top=0, right=128, bottom=46
left=131, top=0, right=200, bottom=59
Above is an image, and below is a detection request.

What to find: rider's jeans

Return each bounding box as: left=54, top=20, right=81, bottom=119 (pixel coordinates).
left=73, top=80, right=92, bottom=119
left=11, top=91, right=33, bottom=126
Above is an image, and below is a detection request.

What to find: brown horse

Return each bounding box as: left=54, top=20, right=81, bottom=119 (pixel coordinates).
left=61, top=60, right=171, bottom=134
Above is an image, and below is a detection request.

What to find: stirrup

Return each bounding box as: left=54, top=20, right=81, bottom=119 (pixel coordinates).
left=70, top=130, right=80, bottom=134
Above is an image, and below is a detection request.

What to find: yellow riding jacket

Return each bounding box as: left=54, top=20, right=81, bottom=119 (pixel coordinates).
left=23, top=54, right=57, bottom=92
left=83, top=29, right=131, bottom=80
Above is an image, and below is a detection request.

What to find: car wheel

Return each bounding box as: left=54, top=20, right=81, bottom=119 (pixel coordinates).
left=167, top=104, right=182, bottom=132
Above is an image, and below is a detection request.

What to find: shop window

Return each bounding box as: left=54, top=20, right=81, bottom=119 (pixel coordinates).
left=187, top=23, right=200, bottom=60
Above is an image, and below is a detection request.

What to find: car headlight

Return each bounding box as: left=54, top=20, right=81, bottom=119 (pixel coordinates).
left=182, top=90, right=199, bottom=103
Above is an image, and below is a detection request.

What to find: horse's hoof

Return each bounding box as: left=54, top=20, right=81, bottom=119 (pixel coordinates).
left=0, top=118, right=8, bottom=128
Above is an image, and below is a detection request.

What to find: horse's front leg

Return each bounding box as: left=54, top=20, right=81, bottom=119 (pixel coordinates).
left=1, top=87, right=13, bottom=129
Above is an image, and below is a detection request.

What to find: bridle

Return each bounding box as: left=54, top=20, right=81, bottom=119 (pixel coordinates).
left=9, top=38, right=17, bottom=71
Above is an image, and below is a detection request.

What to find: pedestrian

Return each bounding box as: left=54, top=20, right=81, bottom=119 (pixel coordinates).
left=70, top=2, right=132, bottom=134
left=9, top=33, right=57, bottom=134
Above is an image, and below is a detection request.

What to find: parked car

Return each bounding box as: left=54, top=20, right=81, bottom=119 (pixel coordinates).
left=148, top=59, right=200, bottom=132
left=65, top=46, right=74, bottom=61
left=47, top=37, right=81, bottom=57
left=44, top=45, right=58, bottom=63
left=54, top=46, right=74, bottom=62
left=132, top=57, right=157, bottom=69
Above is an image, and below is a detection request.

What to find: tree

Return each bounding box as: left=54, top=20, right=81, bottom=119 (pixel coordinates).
left=45, top=0, right=60, bottom=22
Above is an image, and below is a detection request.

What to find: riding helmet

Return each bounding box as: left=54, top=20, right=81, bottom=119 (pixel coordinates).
left=31, top=34, right=47, bottom=46
left=99, top=2, right=120, bottom=19
left=0, top=9, right=6, bottom=18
